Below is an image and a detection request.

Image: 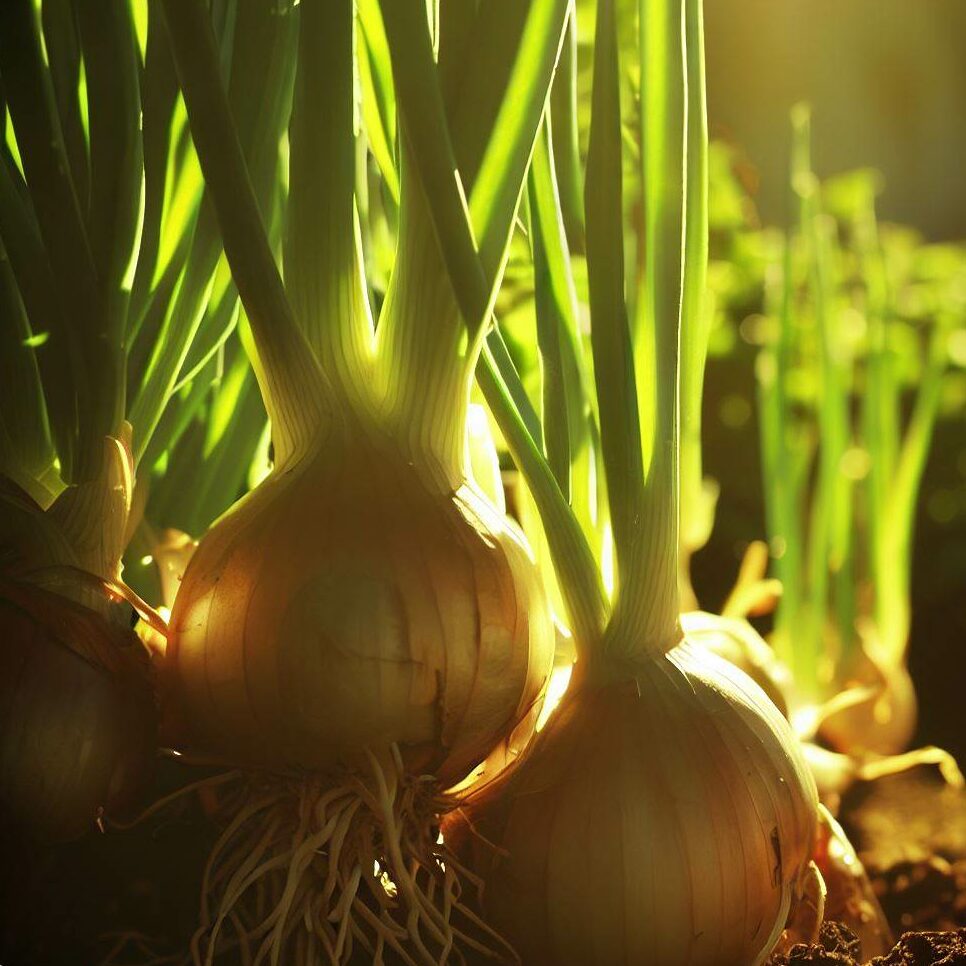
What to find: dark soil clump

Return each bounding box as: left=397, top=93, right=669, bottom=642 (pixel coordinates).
left=839, top=769, right=966, bottom=935
left=868, top=928, right=966, bottom=965
left=768, top=923, right=966, bottom=965
left=768, top=922, right=863, bottom=965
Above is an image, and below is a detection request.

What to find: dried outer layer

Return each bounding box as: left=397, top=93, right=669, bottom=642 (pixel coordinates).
left=444, top=641, right=818, bottom=966
left=166, top=432, right=554, bottom=789
left=0, top=575, right=157, bottom=841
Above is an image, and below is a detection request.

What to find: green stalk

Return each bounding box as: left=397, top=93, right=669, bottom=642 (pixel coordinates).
left=881, top=317, right=949, bottom=659
left=486, top=327, right=544, bottom=449
left=161, top=0, right=331, bottom=467
left=477, top=351, right=607, bottom=649
left=172, top=275, right=239, bottom=393
left=356, top=0, right=399, bottom=203
left=791, top=106, right=831, bottom=695
left=139, top=352, right=220, bottom=478
left=375, top=0, right=570, bottom=485
left=374, top=0, right=493, bottom=481
left=130, top=1, right=297, bottom=461
left=286, top=0, right=372, bottom=405
left=679, top=0, right=711, bottom=601
left=377, top=143, right=473, bottom=481
left=532, top=194, right=572, bottom=493
left=0, top=143, right=78, bottom=475
left=75, top=0, right=143, bottom=371
left=40, top=0, right=90, bottom=209
left=549, top=4, right=585, bottom=253
left=856, top=193, right=897, bottom=655
left=0, top=0, right=101, bottom=479
left=584, top=0, right=646, bottom=642
left=619, top=0, right=687, bottom=656
left=759, top=234, right=805, bottom=676
left=528, top=119, right=599, bottom=553
left=129, top=0, right=179, bottom=325
left=128, top=219, right=219, bottom=458
left=467, top=0, right=571, bottom=281
left=380, top=0, right=607, bottom=647
left=152, top=344, right=265, bottom=538
left=795, top=112, right=855, bottom=680
left=0, top=236, right=52, bottom=486
left=851, top=187, right=939, bottom=664
left=816, top=223, right=857, bottom=668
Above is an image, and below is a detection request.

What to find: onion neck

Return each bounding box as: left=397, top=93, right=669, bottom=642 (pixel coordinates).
left=375, top=147, right=475, bottom=492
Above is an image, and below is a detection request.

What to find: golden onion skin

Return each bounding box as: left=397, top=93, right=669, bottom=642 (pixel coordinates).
left=683, top=610, right=792, bottom=719
left=166, top=436, right=553, bottom=787
left=444, top=640, right=818, bottom=966
left=0, top=578, right=156, bottom=841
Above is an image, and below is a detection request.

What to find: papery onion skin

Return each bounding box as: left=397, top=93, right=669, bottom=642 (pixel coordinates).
left=166, top=434, right=554, bottom=787
left=0, top=577, right=156, bottom=841
left=684, top=610, right=792, bottom=719
left=443, top=640, right=818, bottom=966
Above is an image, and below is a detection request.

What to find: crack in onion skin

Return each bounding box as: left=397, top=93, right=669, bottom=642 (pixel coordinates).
left=443, top=640, right=819, bottom=966
left=0, top=576, right=157, bottom=841
left=165, top=434, right=554, bottom=790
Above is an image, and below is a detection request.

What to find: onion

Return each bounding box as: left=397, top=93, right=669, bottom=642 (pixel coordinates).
left=155, top=0, right=561, bottom=959
left=167, top=429, right=551, bottom=787
left=444, top=641, right=818, bottom=965
left=161, top=425, right=552, bottom=961
left=391, top=0, right=825, bottom=957
left=0, top=574, right=156, bottom=841
left=0, top=436, right=157, bottom=841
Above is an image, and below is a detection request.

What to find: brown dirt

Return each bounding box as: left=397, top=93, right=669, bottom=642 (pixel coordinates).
left=770, top=765, right=966, bottom=966
left=768, top=923, right=966, bottom=966
left=869, top=929, right=966, bottom=965
left=839, top=768, right=966, bottom=935
left=768, top=921, right=864, bottom=964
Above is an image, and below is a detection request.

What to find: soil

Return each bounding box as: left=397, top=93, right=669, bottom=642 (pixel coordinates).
left=768, top=922, right=865, bottom=965
left=840, top=768, right=966, bottom=936
left=769, top=925, right=966, bottom=966
left=766, top=765, right=966, bottom=966
left=871, top=930, right=966, bottom=965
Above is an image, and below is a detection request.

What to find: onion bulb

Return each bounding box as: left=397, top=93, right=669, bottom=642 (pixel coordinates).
left=444, top=640, right=818, bottom=965
left=0, top=574, right=156, bottom=841
left=0, top=435, right=157, bottom=841
left=161, top=427, right=553, bottom=964
left=167, top=429, right=551, bottom=787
